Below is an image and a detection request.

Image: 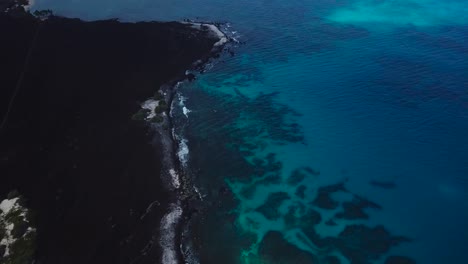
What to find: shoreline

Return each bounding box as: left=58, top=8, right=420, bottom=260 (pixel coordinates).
left=0, top=8, right=224, bottom=263
left=147, top=22, right=229, bottom=264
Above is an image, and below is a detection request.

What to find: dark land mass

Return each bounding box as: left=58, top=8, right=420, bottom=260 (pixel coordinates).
left=0, top=9, right=217, bottom=264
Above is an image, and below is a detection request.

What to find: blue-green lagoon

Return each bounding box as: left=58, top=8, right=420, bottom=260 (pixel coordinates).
left=32, top=0, right=468, bottom=263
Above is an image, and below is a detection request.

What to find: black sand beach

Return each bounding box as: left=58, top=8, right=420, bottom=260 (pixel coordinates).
left=0, top=8, right=217, bottom=264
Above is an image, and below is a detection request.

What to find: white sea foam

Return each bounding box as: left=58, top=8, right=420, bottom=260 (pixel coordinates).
left=169, top=169, right=181, bottom=189
left=177, top=94, right=191, bottom=118
left=220, top=23, right=241, bottom=44
left=160, top=204, right=183, bottom=264
left=173, top=94, right=191, bottom=166
left=0, top=198, right=18, bottom=214
left=182, top=107, right=191, bottom=118
left=203, top=62, right=214, bottom=72
left=193, top=186, right=204, bottom=201
left=177, top=138, right=189, bottom=168
left=186, top=22, right=228, bottom=47
left=178, top=94, right=187, bottom=106
left=24, top=0, right=35, bottom=11
left=181, top=242, right=200, bottom=264
left=171, top=127, right=177, bottom=142
left=206, top=24, right=228, bottom=46
left=5, top=224, right=14, bottom=232
left=141, top=99, right=158, bottom=119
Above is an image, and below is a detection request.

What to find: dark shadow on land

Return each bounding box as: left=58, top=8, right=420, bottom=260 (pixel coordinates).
left=0, top=9, right=216, bottom=264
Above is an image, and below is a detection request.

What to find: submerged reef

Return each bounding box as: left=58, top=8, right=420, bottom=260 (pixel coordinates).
left=385, top=256, right=417, bottom=264
left=258, top=231, right=318, bottom=263
left=288, top=167, right=319, bottom=186
left=183, top=85, right=414, bottom=264
left=312, top=183, right=348, bottom=210
left=255, top=192, right=290, bottom=220
left=369, top=180, right=397, bottom=189
left=335, top=195, right=382, bottom=220
left=334, top=225, right=411, bottom=264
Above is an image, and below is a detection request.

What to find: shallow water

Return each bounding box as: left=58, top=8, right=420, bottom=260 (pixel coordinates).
left=34, top=0, right=468, bottom=263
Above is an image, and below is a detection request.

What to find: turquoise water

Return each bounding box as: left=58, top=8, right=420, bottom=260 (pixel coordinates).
left=34, top=0, right=468, bottom=263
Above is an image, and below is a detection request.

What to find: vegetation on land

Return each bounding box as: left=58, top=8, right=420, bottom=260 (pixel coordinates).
left=132, top=92, right=169, bottom=123
left=154, top=105, right=166, bottom=114
left=153, top=92, right=164, bottom=101
left=2, top=232, right=36, bottom=264
left=150, top=115, right=163, bottom=123
left=0, top=191, right=36, bottom=264
left=131, top=108, right=151, bottom=121
left=32, top=9, right=53, bottom=19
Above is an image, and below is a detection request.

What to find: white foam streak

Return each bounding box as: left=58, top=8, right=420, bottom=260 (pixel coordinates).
left=160, top=204, right=183, bottom=264
left=169, top=169, right=181, bottom=189
left=177, top=94, right=192, bottom=118
left=186, top=22, right=228, bottom=47
left=177, top=138, right=189, bottom=168
left=182, top=107, right=191, bottom=118
left=141, top=99, right=158, bottom=119
left=193, top=186, right=204, bottom=201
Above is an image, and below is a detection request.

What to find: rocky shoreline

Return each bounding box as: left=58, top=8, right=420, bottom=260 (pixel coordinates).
left=120, top=17, right=230, bottom=263
left=0, top=3, right=227, bottom=263
left=0, top=191, right=36, bottom=263
left=135, top=25, right=230, bottom=263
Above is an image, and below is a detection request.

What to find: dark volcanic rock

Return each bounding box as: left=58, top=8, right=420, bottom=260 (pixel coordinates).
left=256, top=173, right=282, bottom=186
left=312, top=183, right=347, bottom=210
left=314, top=191, right=340, bottom=210
left=256, top=192, right=290, bottom=220
left=325, top=219, right=337, bottom=226
left=186, top=73, right=196, bottom=81
left=284, top=206, right=321, bottom=229
left=303, top=167, right=320, bottom=176
left=283, top=206, right=330, bottom=250
left=324, top=255, right=341, bottom=264
left=369, top=180, right=397, bottom=189
left=334, top=225, right=411, bottom=264
left=335, top=195, right=382, bottom=220
left=287, top=167, right=319, bottom=186
left=1, top=0, right=29, bottom=16
left=0, top=11, right=217, bottom=264
left=0, top=245, right=5, bottom=259
left=295, top=185, right=306, bottom=199
left=259, top=231, right=318, bottom=263
left=287, top=168, right=307, bottom=185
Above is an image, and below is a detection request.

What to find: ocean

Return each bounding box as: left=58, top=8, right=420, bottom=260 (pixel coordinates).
left=32, top=0, right=468, bottom=263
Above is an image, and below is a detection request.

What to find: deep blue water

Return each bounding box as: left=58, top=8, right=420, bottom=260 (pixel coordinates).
left=33, top=0, right=468, bottom=263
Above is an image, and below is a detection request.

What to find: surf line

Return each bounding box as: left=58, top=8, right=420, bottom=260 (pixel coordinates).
left=156, top=21, right=231, bottom=264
